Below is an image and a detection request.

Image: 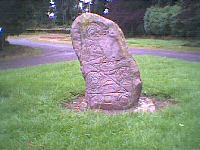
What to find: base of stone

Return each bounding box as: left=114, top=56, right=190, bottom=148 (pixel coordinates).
left=62, top=95, right=177, bottom=114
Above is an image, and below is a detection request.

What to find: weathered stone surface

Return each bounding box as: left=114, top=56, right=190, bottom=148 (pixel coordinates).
left=70, top=13, right=142, bottom=110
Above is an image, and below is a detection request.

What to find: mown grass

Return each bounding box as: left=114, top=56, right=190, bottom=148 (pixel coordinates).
left=126, top=38, right=200, bottom=52
left=0, top=44, right=42, bottom=61
left=0, top=56, right=199, bottom=149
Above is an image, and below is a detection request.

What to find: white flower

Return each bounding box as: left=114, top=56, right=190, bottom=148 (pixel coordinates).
left=179, top=124, right=184, bottom=127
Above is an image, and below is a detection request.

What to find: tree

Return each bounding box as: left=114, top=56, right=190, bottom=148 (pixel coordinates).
left=0, top=0, right=49, bottom=36
left=0, top=0, right=49, bottom=49
left=54, top=0, right=110, bottom=25
left=54, top=0, right=79, bottom=25
left=144, top=5, right=181, bottom=35
left=92, top=0, right=107, bottom=15
left=144, top=1, right=200, bottom=37
left=105, top=0, right=152, bottom=37
left=171, top=2, right=200, bottom=37
left=0, top=27, right=5, bottom=50
left=33, top=0, right=52, bottom=28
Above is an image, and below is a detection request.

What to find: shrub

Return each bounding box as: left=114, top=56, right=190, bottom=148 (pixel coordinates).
left=171, top=3, right=200, bottom=37
left=144, top=5, right=182, bottom=36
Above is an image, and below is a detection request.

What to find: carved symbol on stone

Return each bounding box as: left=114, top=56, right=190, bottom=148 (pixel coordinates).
left=118, top=93, right=130, bottom=106
left=86, top=22, right=108, bottom=39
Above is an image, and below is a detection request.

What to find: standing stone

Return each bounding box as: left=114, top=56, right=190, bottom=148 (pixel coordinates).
left=71, top=13, right=142, bottom=110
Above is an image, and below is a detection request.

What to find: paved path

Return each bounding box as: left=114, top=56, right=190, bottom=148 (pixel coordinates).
left=0, top=38, right=199, bottom=70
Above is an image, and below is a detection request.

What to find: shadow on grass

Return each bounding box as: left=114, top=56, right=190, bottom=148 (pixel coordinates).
left=0, top=42, right=42, bottom=61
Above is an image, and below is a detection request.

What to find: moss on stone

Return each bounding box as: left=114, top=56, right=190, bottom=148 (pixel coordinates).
left=80, top=13, right=96, bottom=32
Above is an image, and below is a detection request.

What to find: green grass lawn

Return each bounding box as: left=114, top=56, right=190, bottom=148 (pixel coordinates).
left=0, top=44, right=42, bottom=61
left=0, top=56, right=200, bottom=149
left=126, top=38, right=200, bottom=52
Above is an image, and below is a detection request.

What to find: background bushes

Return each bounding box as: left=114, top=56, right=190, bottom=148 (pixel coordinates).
left=144, top=5, right=181, bottom=36
left=170, top=3, right=200, bottom=37
left=144, top=3, right=200, bottom=38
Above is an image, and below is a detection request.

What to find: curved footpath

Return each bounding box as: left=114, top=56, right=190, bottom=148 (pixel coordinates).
left=0, top=38, right=199, bottom=70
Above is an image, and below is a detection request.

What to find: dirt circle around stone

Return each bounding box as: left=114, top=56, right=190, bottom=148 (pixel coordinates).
left=62, top=94, right=177, bottom=115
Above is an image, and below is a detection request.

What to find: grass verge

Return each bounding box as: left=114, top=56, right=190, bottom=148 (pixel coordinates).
left=0, top=56, right=199, bottom=149
left=126, top=38, right=200, bottom=52
left=0, top=44, right=42, bottom=61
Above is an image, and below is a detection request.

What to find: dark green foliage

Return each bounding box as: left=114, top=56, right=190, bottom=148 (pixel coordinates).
left=32, top=0, right=52, bottom=28
left=180, top=41, right=200, bottom=47
left=105, top=0, right=151, bottom=37
left=144, top=5, right=181, bottom=36
left=54, top=0, right=79, bottom=25
left=105, top=0, right=180, bottom=37
left=144, top=2, right=200, bottom=37
left=0, top=36, right=5, bottom=50
left=1, top=0, right=199, bottom=38
left=92, top=0, right=106, bottom=15
left=0, top=0, right=30, bottom=36
left=0, top=0, right=49, bottom=36
left=155, top=0, right=178, bottom=7
left=54, top=0, right=109, bottom=25
left=106, top=0, right=200, bottom=37
left=170, top=3, right=200, bottom=37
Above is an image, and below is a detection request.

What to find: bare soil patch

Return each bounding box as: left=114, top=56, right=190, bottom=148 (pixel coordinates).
left=62, top=94, right=177, bottom=114
left=35, top=33, right=71, bottom=44
left=39, top=36, right=71, bottom=43
left=11, top=33, right=72, bottom=44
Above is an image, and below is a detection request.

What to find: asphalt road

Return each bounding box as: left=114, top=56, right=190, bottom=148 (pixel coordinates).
left=0, top=38, right=199, bottom=70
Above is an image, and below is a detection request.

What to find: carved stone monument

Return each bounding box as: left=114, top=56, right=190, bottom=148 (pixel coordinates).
left=71, top=13, right=142, bottom=110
